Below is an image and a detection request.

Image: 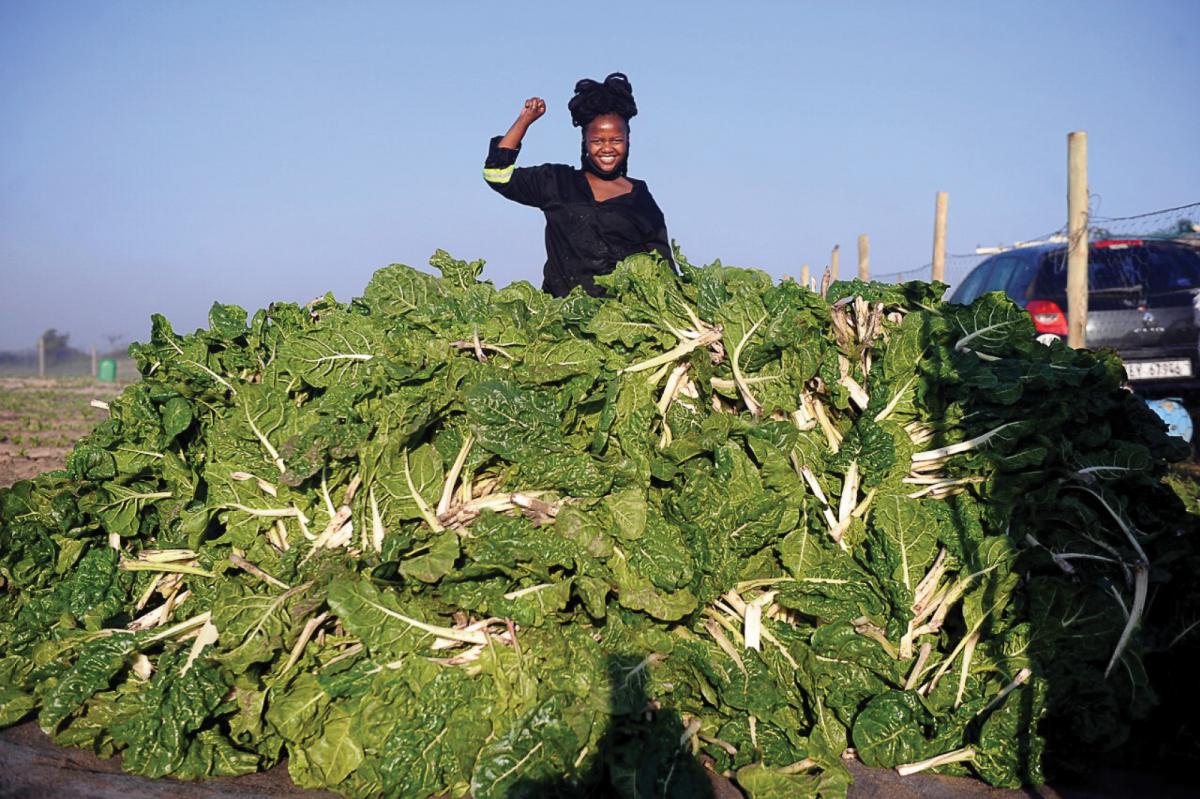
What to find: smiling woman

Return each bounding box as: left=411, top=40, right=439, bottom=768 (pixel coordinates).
left=483, top=72, right=675, bottom=297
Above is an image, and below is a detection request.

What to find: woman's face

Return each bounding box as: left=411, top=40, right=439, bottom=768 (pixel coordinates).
left=584, top=115, right=628, bottom=173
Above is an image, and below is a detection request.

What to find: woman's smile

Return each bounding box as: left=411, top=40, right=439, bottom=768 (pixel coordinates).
left=585, top=114, right=628, bottom=172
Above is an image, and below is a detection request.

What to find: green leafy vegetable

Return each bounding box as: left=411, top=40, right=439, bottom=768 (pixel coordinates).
left=1, top=250, right=1196, bottom=798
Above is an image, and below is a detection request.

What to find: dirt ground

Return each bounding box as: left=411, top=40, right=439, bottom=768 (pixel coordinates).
left=0, top=378, right=1193, bottom=798
left=0, top=376, right=125, bottom=485
left=6, top=714, right=1190, bottom=799
left=0, top=717, right=1069, bottom=799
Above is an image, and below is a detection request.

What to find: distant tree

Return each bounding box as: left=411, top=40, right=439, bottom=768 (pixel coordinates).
left=40, top=328, right=83, bottom=365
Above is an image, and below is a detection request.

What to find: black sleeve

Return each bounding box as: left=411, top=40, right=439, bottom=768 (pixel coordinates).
left=648, top=222, right=675, bottom=273
left=483, top=135, right=556, bottom=209
left=641, top=188, right=677, bottom=274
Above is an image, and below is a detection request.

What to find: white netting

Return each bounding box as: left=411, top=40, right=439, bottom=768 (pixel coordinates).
left=871, top=201, right=1200, bottom=288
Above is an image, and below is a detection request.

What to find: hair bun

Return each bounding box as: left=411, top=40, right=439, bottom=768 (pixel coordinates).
left=572, top=78, right=601, bottom=95
left=603, top=72, right=633, bottom=96
left=568, top=72, right=638, bottom=128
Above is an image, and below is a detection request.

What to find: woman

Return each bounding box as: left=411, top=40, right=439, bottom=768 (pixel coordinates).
left=483, top=72, right=674, bottom=297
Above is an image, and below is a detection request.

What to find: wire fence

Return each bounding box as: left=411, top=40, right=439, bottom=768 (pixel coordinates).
left=0, top=352, right=138, bottom=380
left=872, top=200, right=1200, bottom=288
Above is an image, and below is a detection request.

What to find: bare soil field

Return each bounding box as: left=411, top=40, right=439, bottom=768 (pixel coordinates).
left=0, top=376, right=126, bottom=487
left=0, top=378, right=1191, bottom=798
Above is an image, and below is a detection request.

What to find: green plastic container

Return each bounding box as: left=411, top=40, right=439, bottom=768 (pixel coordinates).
left=97, top=359, right=117, bottom=382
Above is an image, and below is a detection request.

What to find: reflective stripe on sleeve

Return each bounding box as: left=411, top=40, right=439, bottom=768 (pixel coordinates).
left=483, top=165, right=515, bottom=184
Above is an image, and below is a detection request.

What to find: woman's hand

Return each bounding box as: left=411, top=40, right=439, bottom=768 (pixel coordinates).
left=516, top=97, right=546, bottom=125
left=499, top=97, right=545, bottom=150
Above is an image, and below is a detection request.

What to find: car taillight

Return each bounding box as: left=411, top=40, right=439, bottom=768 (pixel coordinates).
left=1027, top=300, right=1068, bottom=336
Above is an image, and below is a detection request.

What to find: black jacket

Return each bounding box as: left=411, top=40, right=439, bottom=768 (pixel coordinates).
left=484, top=136, right=672, bottom=297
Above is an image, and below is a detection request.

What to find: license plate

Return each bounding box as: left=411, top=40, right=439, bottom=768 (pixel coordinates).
left=1125, top=360, right=1193, bottom=380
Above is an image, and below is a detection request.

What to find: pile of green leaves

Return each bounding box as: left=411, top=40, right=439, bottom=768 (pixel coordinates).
left=1, top=251, right=1196, bottom=797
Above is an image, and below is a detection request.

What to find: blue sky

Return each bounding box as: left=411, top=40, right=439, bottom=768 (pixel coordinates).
left=2, top=0, right=1197, bottom=351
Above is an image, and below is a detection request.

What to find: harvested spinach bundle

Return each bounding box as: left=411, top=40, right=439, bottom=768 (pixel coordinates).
left=1, top=251, right=1195, bottom=797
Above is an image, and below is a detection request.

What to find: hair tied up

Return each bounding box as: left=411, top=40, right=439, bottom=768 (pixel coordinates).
left=568, top=72, right=638, bottom=128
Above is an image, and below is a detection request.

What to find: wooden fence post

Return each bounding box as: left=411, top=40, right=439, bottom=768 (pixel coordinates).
left=1067, top=132, right=1089, bottom=349
left=92, top=344, right=98, bottom=378
left=858, top=235, right=869, bottom=281
left=830, top=245, right=840, bottom=282
left=800, top=264, right=810, bottom=288
left=38, top=334, right=45, bottom=378
left=932, top=192, right=948, bottom=284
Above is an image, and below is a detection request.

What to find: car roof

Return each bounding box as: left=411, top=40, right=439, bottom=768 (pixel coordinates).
left=989, top=238, right=1197, bottom=256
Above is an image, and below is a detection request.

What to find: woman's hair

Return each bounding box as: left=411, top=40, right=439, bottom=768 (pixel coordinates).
left=567, top=72, right=638, bottom=130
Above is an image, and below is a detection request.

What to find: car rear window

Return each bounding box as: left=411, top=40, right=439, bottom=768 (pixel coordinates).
left=1032, top=244, right=1200, bottom=306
